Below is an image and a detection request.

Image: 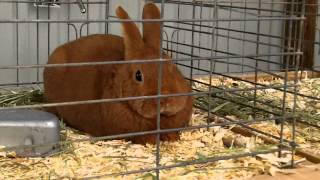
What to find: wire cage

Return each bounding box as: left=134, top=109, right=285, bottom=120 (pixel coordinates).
left=0, top=0, right=319, bottom=179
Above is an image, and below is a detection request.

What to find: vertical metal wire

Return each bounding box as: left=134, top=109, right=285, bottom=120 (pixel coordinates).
left=174, top=3, right=181, bottom=59
left=252, top=0, right=262, bottom=121
left=291, top=0, right=306, bottom=167
left=189, top=3, right=196, bottom=80
left=207, top=0, right=218, bottom=127
left=318, top=28, right=320, bottom=56
left=292, top=2, right=298, bottom=70
left=36, top=3, right=40, bottom=82
left=47, top=4, right=51, bottom=73
left=86, top=0, right=89, bottom=35
left=292, top=1, right=300, bottom=70
left=155, top=1, right=166, bottom=179
left=163, top=31, right=169, bottom=54
left=280, top=1, right=288, bottom=71
left=213, top=2, right=219, bottom=72
left=104, top=0, right=109, bottom=34
left=197, top=2, right=204, bottom=72
left=279, top=0, right=295, bottom=158
left=67, top=1, right=70, bottom=41
left=170, top=30, right=178, bottom=57
left=226, top=1, right=233, bottom=73
left=241, top=0, right=247, bottom=73
left=15, top=2, right=19, bottom=85
left=267, top=0, right=275, bottom=71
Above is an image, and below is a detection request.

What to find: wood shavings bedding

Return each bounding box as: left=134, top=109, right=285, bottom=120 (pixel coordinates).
left=0, top=75, right=318, bottom=179
left=0, top=113, right=282, bottom=180
left=194, top=75, right=320, bottom=154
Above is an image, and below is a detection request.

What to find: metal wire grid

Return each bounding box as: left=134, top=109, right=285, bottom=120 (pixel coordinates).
left=0, top=0, right=314, bottom=179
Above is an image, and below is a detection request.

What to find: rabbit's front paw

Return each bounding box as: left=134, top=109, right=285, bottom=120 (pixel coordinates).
left=131, top=135, right=157, bottom=144
left=161, top=132, right=179, bottom=142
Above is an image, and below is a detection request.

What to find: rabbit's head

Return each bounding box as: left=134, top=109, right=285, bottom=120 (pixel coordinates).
left=109, top=3, right=192, bottom=119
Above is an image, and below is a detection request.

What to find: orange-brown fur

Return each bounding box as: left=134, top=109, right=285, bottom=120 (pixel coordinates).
left=43, top=3, right=193, bottom=144
left=44, top=34, right=124, bottom=134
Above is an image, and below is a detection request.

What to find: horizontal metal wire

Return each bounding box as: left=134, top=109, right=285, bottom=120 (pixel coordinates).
left=165, top=0, right=320, bottom=17
left=0, top=51, right=302, bottom=70
left=194, top=86, right=284, bottom=115
left=167, top=23, right=289, bottom=42
left=213, top=72, right=320, bottom=101
left=79, top=148, right=282, bottom=180
left=166, top=0, right=320, bottom=9
left=1, top=0, right=317, bottom=17
left=0, top=0, right=316, bottom=14
left=0, top=16, right=304, bottom=24
left=0, top=114, right=291, bottom=153
left=0, top=81, right=43, bottom=87
left=209, top=70, right=319, bottom=100
left=176, top=64, right=319, bottom=101
left=164, top=41, right=301, bottom=66
left=0, top=0, right=314, bottom=6
left=0, top=67, right=300, bottom=87
left=222, top=115, right=289, bottom=142
left=164, top=25, right=285, bottom=49
left=1, top=0, right=318, bottom=15
left=18, top=147, right=283, bottom=180
left=0, top=84, right=296, bottom=110
left=196, top=105, right=293, bottom=143
left=176, top=61, right=295, bottom=78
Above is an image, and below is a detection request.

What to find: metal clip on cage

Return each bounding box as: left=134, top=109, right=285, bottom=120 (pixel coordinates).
left=77, top=0, right=86, bottom=14
left=34, top=0, right=61, bottom=8
left=34, top=0, right=86, bottom=14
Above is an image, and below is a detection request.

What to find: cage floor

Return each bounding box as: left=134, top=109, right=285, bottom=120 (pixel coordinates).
left=0, top=76, right=319, bottom=179
left=248, top=163, right=320, bottom=180
left=0, top=116, right=301, bottom=180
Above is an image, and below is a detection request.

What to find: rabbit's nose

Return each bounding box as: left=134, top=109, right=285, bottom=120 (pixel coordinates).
left=160, top=106, right=166, bottom=114
left=160, top=106, right=175, bottom=116
left=159, top=106, right=168, bottom=115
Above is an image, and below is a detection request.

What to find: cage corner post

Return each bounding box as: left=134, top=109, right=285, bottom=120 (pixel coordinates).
left=302, top=0, right=317, bottom=69
left=284, top=0, right=318, bottom=70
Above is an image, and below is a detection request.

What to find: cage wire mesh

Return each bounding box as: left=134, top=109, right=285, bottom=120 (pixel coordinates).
left=0, top=0, right=319, bottom=179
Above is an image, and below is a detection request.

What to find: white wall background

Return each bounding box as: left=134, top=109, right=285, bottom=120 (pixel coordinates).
left=0, top=0, right=291, bottom=85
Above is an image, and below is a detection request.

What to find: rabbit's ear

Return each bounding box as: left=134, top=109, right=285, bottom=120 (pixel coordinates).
left=142, top=3, right=161, bottom=52
left=116, top=6, right=144, bottom=58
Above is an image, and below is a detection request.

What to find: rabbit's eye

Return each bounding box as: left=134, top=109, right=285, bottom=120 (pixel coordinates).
left=135, top=70, right=143, bottom=82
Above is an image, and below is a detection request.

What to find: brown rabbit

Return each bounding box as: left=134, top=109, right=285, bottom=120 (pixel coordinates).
left=43, top=3, right=193, bottom=144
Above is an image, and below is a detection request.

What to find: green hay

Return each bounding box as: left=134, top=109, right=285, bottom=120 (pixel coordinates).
left=0, top=87, right=44, bottom=107
left=194, top=79, right=320, bottom=126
